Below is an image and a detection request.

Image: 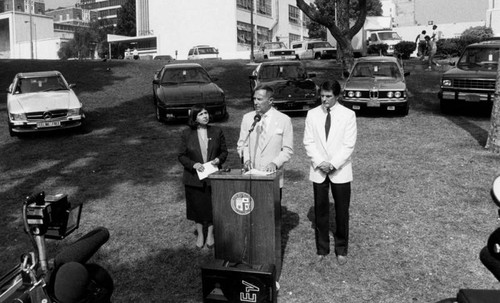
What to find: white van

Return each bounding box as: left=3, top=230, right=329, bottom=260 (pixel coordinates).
left=291, top=40, right=337, bottom=60
left=187, top=45, right=221, bottom=60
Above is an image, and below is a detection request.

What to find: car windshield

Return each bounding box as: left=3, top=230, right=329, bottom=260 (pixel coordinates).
left=259, top=64, right=306, bottom=80
left=264, top=42, right=286, bottom=50
left=198, top=47, right=217, bottom=54
left=15, top=75, right=68, bottom=94
left=457, top=47, right=499, bottom=70
left=378, top=32, right=401, bottom=40
left=161, top=67, right=211, bottom=84
left=351, top=62, right=402, bottom=79
left=312, top=42, right=333, bottom=48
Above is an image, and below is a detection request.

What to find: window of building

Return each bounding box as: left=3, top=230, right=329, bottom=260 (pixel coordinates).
left=257, top=0, right=271, bottom=16
left=237, top=21, right=253, bottom=45
left=237, top=0, right=252, bottom=10
left=256, top=26, right=270, bottom=46
left=289, top=33, right=301, bottom=44
left=289, top=5, right=300, bottom=24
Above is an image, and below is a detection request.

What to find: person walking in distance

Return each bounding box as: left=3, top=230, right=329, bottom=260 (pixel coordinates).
left=425, top=35, right=440, bottom=70
left=303, top=80, right=357, bottom=265
left=415, top=30, right=427, bottom=60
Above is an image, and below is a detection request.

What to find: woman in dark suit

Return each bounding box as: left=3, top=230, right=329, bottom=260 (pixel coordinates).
left=178, top=105, right=228, bottom=249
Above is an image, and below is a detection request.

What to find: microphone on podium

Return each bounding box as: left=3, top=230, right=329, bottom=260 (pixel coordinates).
left=241, top=114, right=261, bottom=171
left=249, top=114, right=261, bottom=133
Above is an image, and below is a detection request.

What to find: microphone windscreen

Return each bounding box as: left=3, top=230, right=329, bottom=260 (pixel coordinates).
left=55, top=227, right=110, bottom=267
left=54, top=262, right=89, bottom=303
left=254, top=114, right=261, bottom=122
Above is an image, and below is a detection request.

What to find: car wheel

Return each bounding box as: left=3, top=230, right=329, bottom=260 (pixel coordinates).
left=156, top=105, right=165, bottom=122
left=8, top=123, right=15, bottom=137
left=315, top=53, right=321, bottom=60
left=440, top=98, right=453, bottom=114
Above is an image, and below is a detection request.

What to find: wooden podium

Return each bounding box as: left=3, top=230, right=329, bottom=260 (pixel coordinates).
left=208, top=170, right=282, bottom=278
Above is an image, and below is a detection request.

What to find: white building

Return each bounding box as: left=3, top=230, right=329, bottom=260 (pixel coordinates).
left=127, top=0, right=312, bottom=60
left=487, top=0, right=500, bottom=35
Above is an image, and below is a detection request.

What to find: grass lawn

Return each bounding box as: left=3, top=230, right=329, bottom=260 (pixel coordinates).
left=0, top=58, right=499, bottom=303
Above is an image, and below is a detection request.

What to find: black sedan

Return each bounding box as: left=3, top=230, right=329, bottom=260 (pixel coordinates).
left=249, top=61, right=319, bottom=113
left=152, top=63, right=227, bottom=123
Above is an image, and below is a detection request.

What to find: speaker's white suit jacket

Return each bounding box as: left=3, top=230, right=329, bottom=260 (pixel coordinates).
left=237, top=107, right=293, bottom=187
left=303, top=103, right=357, bottom=184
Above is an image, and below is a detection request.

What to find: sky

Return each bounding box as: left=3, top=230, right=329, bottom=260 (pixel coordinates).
left=45, top=0, right=79, bottom=10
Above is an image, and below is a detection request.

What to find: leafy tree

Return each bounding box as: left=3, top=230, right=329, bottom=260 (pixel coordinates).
left=116, top=0, right=136, bottom=36
left=307, top=21, right=327, bottom=40
left=298, top=0, right=377, bottom=72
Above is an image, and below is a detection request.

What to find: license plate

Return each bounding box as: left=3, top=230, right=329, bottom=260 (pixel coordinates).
left=281, top=56, right=286, bottom=59
left=352, top=105, right=361, bottom=110
left=367, top=100, right=380, bottom=107
left=465, top=94, right=480, bottom=102
left=387, top=106, right=395, bottom=111
left=37, top=121, right=61, bottom=128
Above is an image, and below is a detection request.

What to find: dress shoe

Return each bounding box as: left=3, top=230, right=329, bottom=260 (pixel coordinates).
left=337, top=255, right=347, bottom=265
left=317, top=255, right=327, bottom=262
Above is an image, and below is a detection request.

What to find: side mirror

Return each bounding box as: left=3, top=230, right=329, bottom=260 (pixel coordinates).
left=152, top=79, right=159, bottom=85
left=343, top=71, right=350, bottom=78
left=404, top=71, right=410, bottom=77
left=249, top=75, right=257, bottom=80
left=211, top=77, right=219, bottom=81
left=492, top=176, right=500, bottom=207
left=69, top=83, right=76, bottom=88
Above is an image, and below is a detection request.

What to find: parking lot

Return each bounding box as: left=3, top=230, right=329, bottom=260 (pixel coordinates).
left=0, top=58, right=499, bottom=302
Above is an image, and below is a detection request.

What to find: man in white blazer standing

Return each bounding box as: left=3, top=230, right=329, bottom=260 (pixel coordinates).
left=237, top=85, right=293, bottom=195
left=303, top=80, right=357, bottom=265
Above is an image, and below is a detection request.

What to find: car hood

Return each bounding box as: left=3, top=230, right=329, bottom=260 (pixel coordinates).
left=9, top=90, right=80, bottom=112
left=344, top=78, right=406, bottom=90
left=157, top=83, right=223, bottom=104
left=442, top=66, right=496, bottom=78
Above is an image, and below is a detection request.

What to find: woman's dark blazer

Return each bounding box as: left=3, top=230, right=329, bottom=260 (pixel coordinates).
left=178, top=125, right=228, bottom=187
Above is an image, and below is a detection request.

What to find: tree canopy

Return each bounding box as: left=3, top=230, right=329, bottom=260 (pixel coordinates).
left=116, top=0, right=136, bottom=36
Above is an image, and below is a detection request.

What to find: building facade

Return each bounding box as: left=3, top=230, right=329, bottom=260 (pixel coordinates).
left=80, top=0, right=127, bottom=26
left=134, top=0, right=312, bottom=60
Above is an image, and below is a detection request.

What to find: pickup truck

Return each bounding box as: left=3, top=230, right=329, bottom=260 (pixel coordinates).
left=253, top=42, right=296, bottom=61
left=438, top=41, right=498, bottom=113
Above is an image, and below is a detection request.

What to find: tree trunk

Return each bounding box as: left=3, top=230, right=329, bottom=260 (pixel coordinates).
left=297, top=0, right=367, bottom=75
left=486, top=87, right=500, bottom=153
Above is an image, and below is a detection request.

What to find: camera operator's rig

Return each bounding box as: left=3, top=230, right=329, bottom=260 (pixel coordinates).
left=0, top=192, right=82, bottom=302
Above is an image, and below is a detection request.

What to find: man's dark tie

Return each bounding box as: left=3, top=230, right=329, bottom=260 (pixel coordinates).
left=325, top=108, right=331, bottom=140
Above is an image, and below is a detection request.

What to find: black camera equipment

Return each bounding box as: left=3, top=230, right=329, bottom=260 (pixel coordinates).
left=0, top=192, right=112, bottom=303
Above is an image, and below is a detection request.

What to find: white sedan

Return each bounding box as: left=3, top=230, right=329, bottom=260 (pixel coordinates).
left=6, top=71, right=86, bottom=137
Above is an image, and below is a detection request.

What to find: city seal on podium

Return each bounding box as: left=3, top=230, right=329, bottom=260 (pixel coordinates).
left=230, top=192, right=254, bottom=215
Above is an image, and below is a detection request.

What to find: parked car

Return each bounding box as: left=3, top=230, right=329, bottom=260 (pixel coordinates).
left=438, top=41, right=499, bottom=114
left=152, top=63, right=227, bottom=122
left=187, top=45, right=221, bottom=60
left=154, top=55, right=175, bottom=62
left=291, top=40, right=337, bottom=60
left=249, top=60, right=319, bottom=113
left=253, top=42, right=296, bottom=61
left=6, top=71, right=86, bottom=137
left=341, top=56, right=410, bottom=116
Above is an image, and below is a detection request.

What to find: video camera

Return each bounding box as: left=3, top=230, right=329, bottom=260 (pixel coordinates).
left=0, top=192, right=83, bottom=303
left=24, top=191, right=82, bottom=240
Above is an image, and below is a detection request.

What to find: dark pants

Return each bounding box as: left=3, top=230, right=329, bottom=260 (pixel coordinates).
left=313, top=179, right=351, bottom=256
